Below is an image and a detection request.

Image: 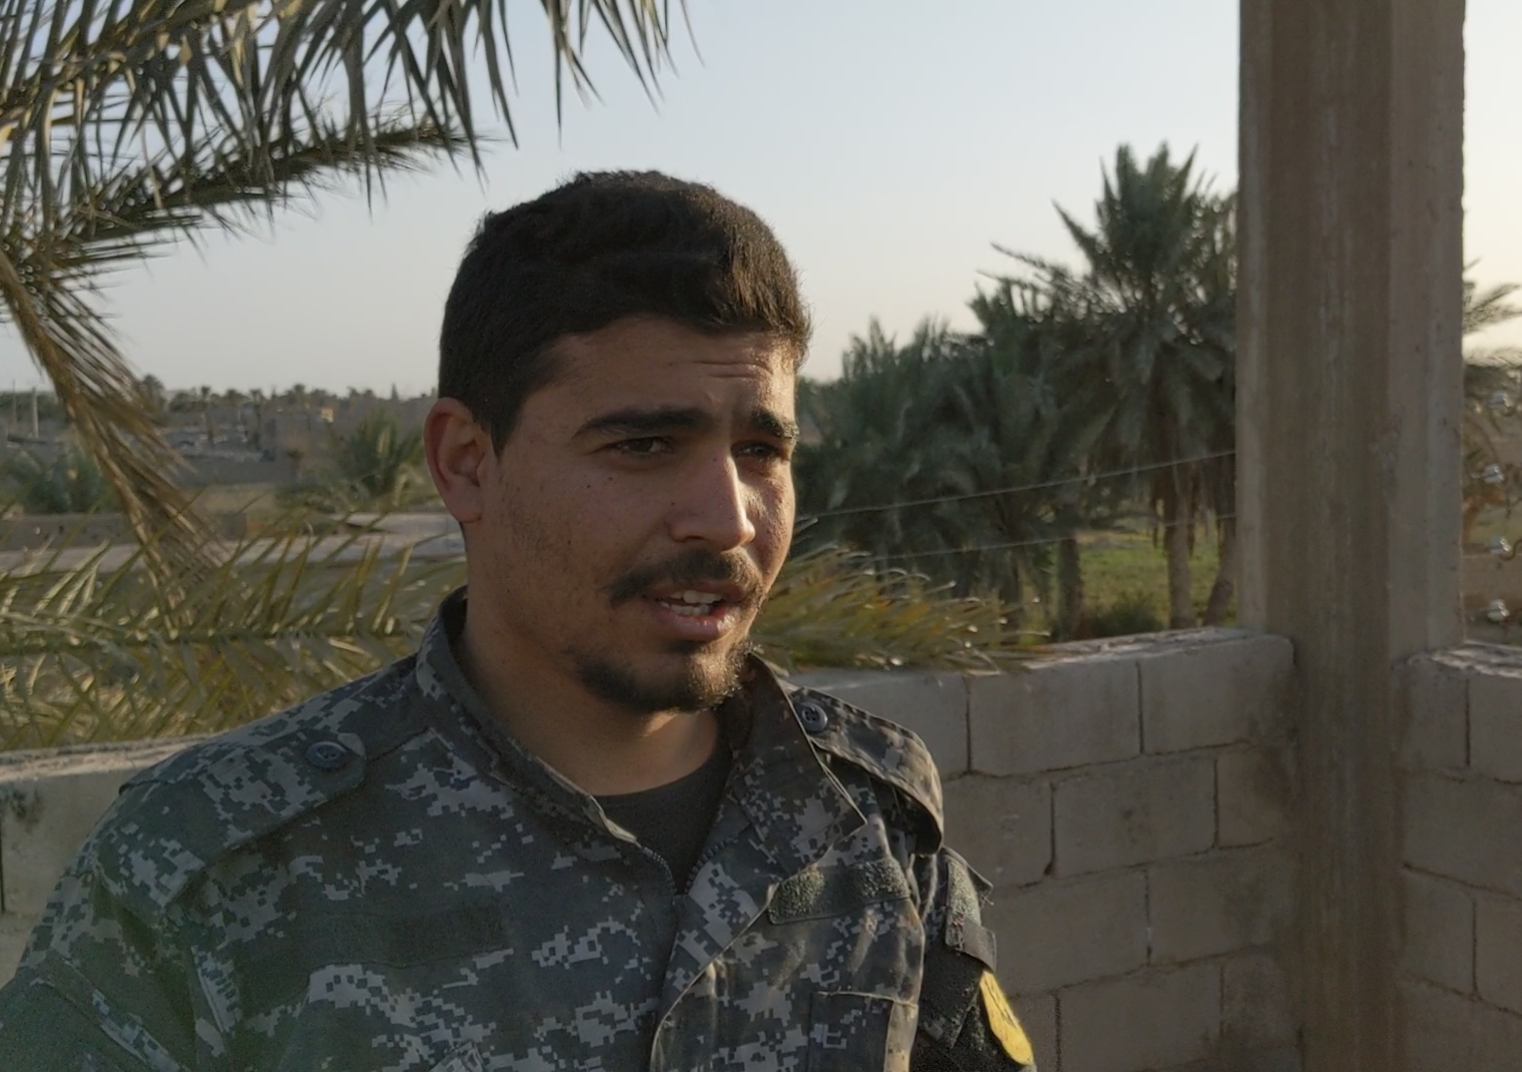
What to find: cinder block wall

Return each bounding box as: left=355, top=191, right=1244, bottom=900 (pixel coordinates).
left=0, top=630, right=1300, bottom=1072
left=1398, top=646, right=1522, bottom=1071
left=798, top=629, right=1299, bottom=1072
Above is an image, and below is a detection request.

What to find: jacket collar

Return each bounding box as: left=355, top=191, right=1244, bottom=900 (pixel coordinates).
left=726, top=661, right=867, bottom=877
left=414, top=590, right=610, bottom=834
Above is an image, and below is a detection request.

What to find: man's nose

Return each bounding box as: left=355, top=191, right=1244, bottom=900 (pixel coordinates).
left=668, top=452, right=757, bottom=549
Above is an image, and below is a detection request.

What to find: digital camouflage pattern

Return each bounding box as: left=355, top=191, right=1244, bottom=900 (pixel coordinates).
left=0, top=594, right=1035, bottom=1071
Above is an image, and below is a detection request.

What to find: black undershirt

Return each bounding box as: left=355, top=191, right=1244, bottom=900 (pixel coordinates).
left=597, top=725, right=731, bottom=890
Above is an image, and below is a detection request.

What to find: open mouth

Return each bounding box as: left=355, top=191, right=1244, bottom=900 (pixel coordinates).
left=641, top=584, right=751, bottom=639
left=654, top=589, right=728, bottom=618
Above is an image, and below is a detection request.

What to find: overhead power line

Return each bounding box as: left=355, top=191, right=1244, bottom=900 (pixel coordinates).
left=798, top=449, right=1235, bottom=522
left=876, top=512, right=1240, bottom=563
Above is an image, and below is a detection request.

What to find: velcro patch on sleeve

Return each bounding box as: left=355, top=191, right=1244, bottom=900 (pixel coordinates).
left=768, top=858, right=911, bottom=923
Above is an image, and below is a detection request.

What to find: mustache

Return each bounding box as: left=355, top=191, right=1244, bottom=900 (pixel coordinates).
left=606, top=549, right=765, bottom=608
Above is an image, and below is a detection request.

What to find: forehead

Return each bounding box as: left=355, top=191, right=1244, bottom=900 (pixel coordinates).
left=547, top=318, right=797, bottom=409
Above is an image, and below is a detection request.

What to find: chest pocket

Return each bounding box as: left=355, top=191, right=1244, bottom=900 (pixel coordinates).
left=807, top=991, right=914, bottom=1072
left=771, top=859, right=918, bottom=1071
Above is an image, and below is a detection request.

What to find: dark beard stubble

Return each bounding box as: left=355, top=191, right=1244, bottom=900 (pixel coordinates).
left=570, top=636, right=754, bottom=714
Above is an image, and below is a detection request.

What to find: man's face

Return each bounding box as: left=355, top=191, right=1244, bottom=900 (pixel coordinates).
left=458, top=317, right=797, bottom=714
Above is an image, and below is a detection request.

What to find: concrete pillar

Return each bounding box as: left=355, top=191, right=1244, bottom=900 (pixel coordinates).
left=1237, top=0, right=1464, bottom=1069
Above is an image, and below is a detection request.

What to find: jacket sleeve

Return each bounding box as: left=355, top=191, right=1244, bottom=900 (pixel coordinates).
left=910, top=850, right=1037, bottom=1072
left=0, top=840, right=201, bottom=1070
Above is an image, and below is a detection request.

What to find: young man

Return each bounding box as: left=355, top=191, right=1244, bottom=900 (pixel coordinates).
left=0, top=172, right=1035, bottom=1071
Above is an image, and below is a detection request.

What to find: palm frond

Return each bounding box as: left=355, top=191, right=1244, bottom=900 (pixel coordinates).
left=0, top=524, right=1024, bottom=749
left=0, top=245, right=203, bottom=568
left=0, top=1, right=679, bottom=240
left=1464, top=277, right=1522, bottom=337
left=0, top=514, right=467, bottom=748
left=44, top=118, right=467, bottom=285
left=755, top=546, right=1027, bottom=674
left=0, top=0, right=679, bottom=550
left=0, top=117, right=463, bottom=558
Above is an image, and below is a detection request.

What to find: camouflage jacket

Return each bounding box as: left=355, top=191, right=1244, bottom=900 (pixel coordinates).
left=0, top=597, right=1035, bottom=1071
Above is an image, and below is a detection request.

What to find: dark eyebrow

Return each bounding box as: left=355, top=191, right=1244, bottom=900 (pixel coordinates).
left=576, top=405, right=799, bottom=443
left=577, top=406, right=712, bottom=439
left=748, top=408, right=800, bottom=444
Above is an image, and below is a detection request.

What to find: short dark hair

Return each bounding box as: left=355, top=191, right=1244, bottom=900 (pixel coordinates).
left=438, top=171, right=812, bottom=448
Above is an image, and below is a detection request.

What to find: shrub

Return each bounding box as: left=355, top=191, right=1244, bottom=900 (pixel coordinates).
left=2, top=447, right=117, bottom=514
left=1080, top=589, right=1165, bottom=639
left=279, top=413, right=431, bottom=513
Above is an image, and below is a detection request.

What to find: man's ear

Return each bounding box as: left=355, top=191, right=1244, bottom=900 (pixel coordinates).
left=425, top=398, right=492, bottom=524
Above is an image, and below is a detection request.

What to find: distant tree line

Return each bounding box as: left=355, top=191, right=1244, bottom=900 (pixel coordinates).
left=796, top=144, right=1236, bottom=635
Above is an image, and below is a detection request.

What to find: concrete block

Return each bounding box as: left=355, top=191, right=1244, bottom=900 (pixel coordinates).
left=1222, top=952, right=1296, bottom=1049
left=1229, top=1048, right=1302, bottom=1072
left=968, top=656, right=1139, bottom=775
left=1402, top=979, right=1522, bottom=1072
left=1397, top=654, right=1469, bottom=772
left=1218, top=749, right=1292, bottom=848
left=1402, top=773, right=1522, bottom=897
left=1061, top=964, right=1221, bottom=1072
left=0, top=753, right=177, bottom=916
left=1011, top=992, right=1056, bottom=1072
left=0, top=913, right=36, bottom=988
left=985, top=871, right=1148, bottom=992
left=791, top=669, right=969, bottom=775
left=1249, top=1049, right=1303, bottom=1072
left=1139, top=634, right=1292, bottom=753
left=942, top=776, right=1050, bottom=888
left=1157, top=1045, right=1301, bottom=1072
left=1053, top=757, right=1215, bottom=877
left=1149, top=848, right=1293, bottom=964
left=1476, top=893, right=1522, bottom=1015
left=1470, top=669, right=1522, bottom=784
left=1401, top=868, right=1473, bottom=993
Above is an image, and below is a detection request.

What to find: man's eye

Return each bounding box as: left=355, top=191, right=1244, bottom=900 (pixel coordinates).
left=614, top=437, right=672, bottom=456
left=737, top=441, right=789, bottom=463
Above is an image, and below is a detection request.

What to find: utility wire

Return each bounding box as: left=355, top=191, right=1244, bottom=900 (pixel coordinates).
left=875, top=512, right=1240, bottom=563
left=798, top=449, right=1236, bottom=522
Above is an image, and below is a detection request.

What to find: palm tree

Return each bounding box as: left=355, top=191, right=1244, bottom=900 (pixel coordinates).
left=286, top=410, right=429, bottom=512
left=3, top=444, right=118, bottom=514
left=796, top=321, right=984, bottom=585
left=796, top=309, right=1095, bottom=627
left=1003, top=145, right=1236, bottom=628
left=966, top=277, right=1118, bottom=636
left=136, top=376, right=167, bottom=422
left=0, top=1, right=679, bottom=564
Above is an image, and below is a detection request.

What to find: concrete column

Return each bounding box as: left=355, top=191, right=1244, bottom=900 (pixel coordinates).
left=1237, top=0, right=1464, bottom=1069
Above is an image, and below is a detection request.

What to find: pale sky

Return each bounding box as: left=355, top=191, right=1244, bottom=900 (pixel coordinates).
left=2, top=1, right=1519, bottom=393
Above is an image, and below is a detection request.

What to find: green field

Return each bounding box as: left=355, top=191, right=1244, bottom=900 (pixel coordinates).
left=1074, top=527, right=1226, bottom=625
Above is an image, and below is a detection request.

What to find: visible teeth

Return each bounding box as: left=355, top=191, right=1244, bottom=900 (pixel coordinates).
left=658, top=591, right=723, bottom=617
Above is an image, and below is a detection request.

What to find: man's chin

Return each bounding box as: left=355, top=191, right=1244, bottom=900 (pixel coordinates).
left=569, top=642, right=750, bottom=714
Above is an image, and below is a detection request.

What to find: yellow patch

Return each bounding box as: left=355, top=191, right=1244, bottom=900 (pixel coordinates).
left=979, top=971, right=1034, bottom=1065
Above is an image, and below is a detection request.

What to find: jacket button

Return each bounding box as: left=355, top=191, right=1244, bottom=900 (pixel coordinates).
left=304, top=740, right=351, bottom=771
left=796, top=699, right=830, bottom=734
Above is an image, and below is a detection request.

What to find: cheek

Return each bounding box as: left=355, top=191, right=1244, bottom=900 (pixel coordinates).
left=495, top=472, right=656, bottom=577
left=753, top=479, right=795, bottom=572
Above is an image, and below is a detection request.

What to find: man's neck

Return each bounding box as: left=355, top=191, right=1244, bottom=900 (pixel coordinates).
left=456, top=612, right=719, bottom=797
